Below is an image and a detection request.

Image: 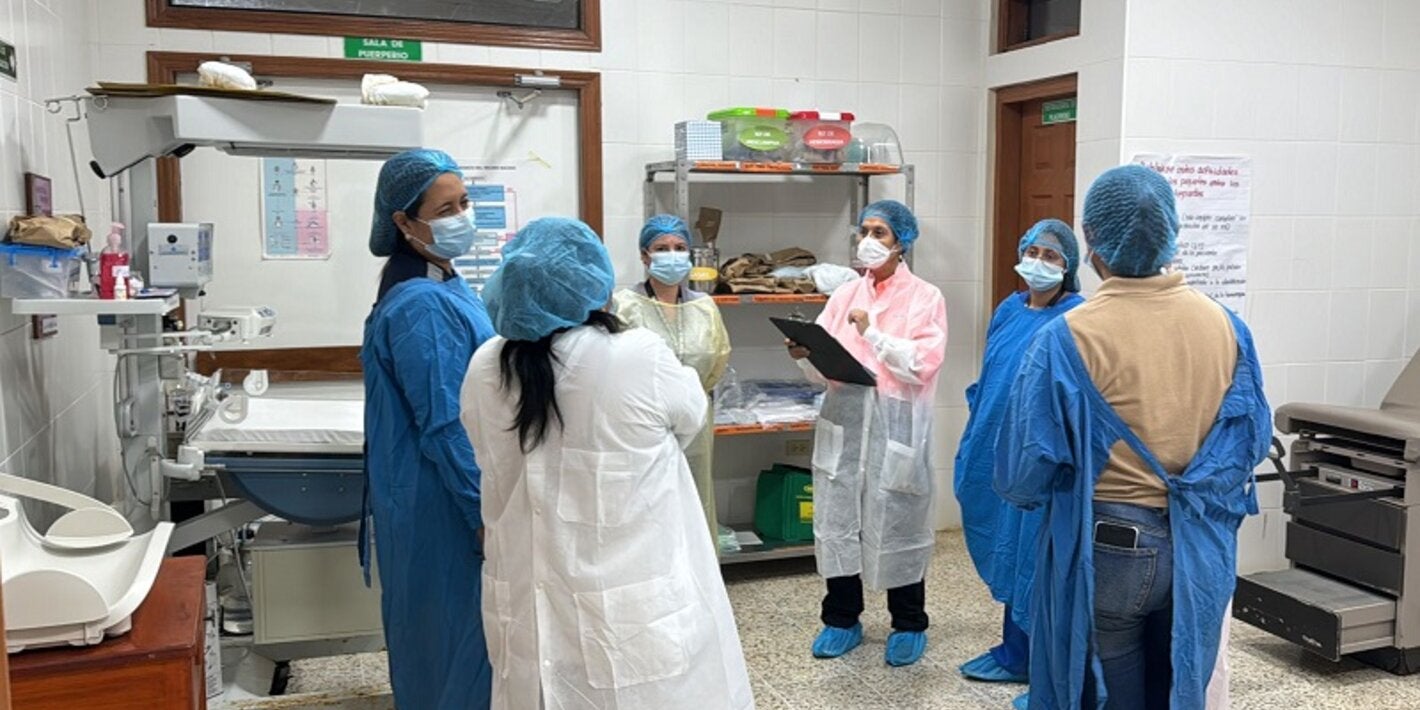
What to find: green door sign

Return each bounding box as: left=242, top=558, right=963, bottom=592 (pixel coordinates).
left=344, top=37, right=422, bottom=62
left=1042, top=98, right=1077, bottom=125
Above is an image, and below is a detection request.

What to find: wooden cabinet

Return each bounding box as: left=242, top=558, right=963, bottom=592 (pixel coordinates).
left=9, top=556, right=207, bottom=710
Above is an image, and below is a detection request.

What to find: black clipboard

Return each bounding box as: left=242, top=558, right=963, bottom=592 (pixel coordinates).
left=771, top=317, right=877, bottom=387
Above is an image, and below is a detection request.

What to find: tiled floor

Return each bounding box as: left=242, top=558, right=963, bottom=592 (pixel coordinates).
left=218, top=531, right=1420, bottom=709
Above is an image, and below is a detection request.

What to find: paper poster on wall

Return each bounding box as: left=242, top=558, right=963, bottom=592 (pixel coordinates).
left=453, top=158, right=554, bottom=293
left=1130, top=154, right=1252, bottom=314
left=260, top=158, right=331, bottom=260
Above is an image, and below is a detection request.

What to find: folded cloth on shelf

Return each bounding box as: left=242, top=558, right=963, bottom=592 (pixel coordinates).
left=779, top=277, right=816, bottom=294
left=725, top=277, right=778, bottom=294
left=719, top=248, right=820, bottom=294
left=768, top=247, right=817, bottom=268
left=804, top=264, right=860, bottom=295
left=721, top=253, right=772, bottom=280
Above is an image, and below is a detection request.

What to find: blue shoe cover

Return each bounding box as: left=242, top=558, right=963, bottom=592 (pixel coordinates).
left=959, top=650, right=1028, bottom=682
left=811, top=624, right=862, bottom=658
left=1012, top=692, right=1030, bottom=710
left=884, top=630, right=927, bottom=666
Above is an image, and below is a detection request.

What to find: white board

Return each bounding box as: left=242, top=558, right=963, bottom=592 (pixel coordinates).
left=178, top=75, right=581, bottom=349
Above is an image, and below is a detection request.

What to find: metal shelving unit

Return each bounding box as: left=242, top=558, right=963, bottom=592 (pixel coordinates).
left=644, top=159, right=915, bottom=566
left=644, top=160, right=916, bottom=228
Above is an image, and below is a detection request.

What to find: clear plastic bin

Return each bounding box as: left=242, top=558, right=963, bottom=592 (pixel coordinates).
left=0, top=243, right=85, bottom=299
left=789, top=111, right=855, bottom=164
left=706, top=107, right=791, bottom=162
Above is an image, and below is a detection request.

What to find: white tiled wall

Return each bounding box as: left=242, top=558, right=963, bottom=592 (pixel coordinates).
left=85, top=0, right=993, bottom=529
left=1122, top=0, right=1420, bottom=572
left=0, top=0, right=125, bottom=515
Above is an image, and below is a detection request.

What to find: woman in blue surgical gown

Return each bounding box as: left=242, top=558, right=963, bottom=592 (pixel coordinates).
left=954, top=219, right=1084, bottom=699
left=359, top=149, right=495, bottom=709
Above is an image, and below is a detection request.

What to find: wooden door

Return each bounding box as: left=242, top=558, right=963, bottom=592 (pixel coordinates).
left=992, top=76, right=1078, bottom=310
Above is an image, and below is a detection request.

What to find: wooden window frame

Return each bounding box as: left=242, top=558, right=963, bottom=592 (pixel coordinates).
left=996, top=0, right=1080, bottom=54
left=991, top=73, right=1078, bottom=310
left=146, top=51, right=603, bottom=379
left=147, top=0, right=601, bottom=53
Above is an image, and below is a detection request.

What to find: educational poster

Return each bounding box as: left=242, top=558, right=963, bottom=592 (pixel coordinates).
left=1131, top=154, right=1252, bottom=313
left=260, top=158, right=331, bottom=260
left=454, top=158, right=550, bottom=293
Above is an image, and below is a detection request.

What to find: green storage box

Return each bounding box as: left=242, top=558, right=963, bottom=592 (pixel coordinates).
left=754, top=464, right=814, bottom=543
left=706, top=107, right=791, bottom=162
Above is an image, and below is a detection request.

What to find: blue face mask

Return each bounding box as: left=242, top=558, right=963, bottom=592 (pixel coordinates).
left=1015, top=256, right=1065, bottom=292
left=648, top=251, right=692, bottom=285
left=416, top=208, right=477, bottom=260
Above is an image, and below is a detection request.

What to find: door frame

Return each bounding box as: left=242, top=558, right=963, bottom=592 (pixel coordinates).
left=990, top=73, right=1078, bottom=311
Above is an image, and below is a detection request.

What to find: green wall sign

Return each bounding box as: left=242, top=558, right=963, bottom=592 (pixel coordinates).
left=1042, top=98, right=1077, bottom=125
left=344, top=37, right=422, bottom=62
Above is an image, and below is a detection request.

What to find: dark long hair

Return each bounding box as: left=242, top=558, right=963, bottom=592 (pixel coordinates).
left=499, top=310, right=625, bottom=453
left=375, top=191, right=429, bottom=304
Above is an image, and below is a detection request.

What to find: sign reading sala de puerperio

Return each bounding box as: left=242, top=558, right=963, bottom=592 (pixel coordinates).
left=344, top=37, right=422, bottom=62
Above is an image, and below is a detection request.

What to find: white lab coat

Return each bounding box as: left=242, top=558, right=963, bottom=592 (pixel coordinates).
left=461, top=326, right=755, bottom=710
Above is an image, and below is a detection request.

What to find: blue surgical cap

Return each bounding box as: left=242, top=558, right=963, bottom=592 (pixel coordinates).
left=1081, top=165, right=1179, bottom=277
left=859, top=200, right=919, bottom=253
left=484, top=217, right=615, bottom=341
left=1018, top=218, right=1081, bottom=292
left=369, top=149, right=463, bottom=257
left=639, top=214, right=692, bottom=252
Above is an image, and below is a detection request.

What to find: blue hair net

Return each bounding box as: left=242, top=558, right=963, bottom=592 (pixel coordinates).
left=639, top=214, right=692, bottom=252
left=1081, top=165, right=1179, bottom=277
left=484, top=217, right=615, bottom=341
left=1018, top=218, right=1081, bottom=292
left=859, top=200, right=919, bottom=253
left=369, top=149, right=463, bottom=257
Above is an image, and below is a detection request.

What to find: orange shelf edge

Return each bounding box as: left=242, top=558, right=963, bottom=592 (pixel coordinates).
left=715, top=421, right=815, bottom=436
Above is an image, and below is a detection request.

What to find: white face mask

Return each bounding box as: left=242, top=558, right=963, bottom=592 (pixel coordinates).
left=855, top=237, right=893, bottom=270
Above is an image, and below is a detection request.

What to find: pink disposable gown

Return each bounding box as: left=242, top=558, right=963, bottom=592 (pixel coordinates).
left=801, top=264, right=948, bottom=590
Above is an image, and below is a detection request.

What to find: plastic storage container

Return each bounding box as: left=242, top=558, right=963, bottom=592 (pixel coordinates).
left=707, top=107, right=791, bottom=162
left=0, top=243, right=85, bottom=299
left=846, top=122, right=905, bottom=169
left=789, top=111, right=855, bottom=164
left=754, top=464, right=814, bottom=543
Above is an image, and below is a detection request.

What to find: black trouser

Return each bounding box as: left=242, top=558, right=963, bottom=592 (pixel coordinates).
left=821, top=574, right=929, bottom=632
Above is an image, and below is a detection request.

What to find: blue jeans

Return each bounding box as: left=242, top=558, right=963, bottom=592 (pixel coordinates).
left=1085, top=501, right=1173, bottom=710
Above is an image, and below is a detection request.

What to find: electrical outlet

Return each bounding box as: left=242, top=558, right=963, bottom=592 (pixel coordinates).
left=785, top=439, right=813, bottom=457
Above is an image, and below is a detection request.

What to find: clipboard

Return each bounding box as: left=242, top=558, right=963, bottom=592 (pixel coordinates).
left=771, top=317, right=877, bottom=387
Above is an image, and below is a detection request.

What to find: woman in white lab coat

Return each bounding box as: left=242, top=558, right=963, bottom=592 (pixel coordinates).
left=460, top=217, right=754, bottom=710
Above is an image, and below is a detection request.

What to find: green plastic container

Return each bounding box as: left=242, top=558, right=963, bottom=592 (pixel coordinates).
left=707, top=107, right=791, bottom=162
left=753, top=464, right=814, bottom=543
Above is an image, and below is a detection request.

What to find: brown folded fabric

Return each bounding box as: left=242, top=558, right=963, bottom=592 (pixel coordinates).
left=778, top=277, right=817, bottom=294
left=725, top=277, right=778, bottom=294
left=767, top=247, right=816, bottom=267
left=8, top=214, right=92, bottom=249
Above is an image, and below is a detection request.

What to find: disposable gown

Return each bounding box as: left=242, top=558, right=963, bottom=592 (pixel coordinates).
left=994, top=306, right=1270, bottom=710
left=955, top=291, right=1084, bottom=612
left=460, top=327, right=754, bottom=710
left=612, top=287, right=731, bottom=547
left=360, top=276, right=496, bottom=709
left=802, top=264, right=948, bottom=591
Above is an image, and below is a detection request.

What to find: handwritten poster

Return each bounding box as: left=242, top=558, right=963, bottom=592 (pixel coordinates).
left=1131, top=154, right=1252, bottom=313
left=261, top=158, right=331, bottom=260
left=454, top=158, right=551, bottom=293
